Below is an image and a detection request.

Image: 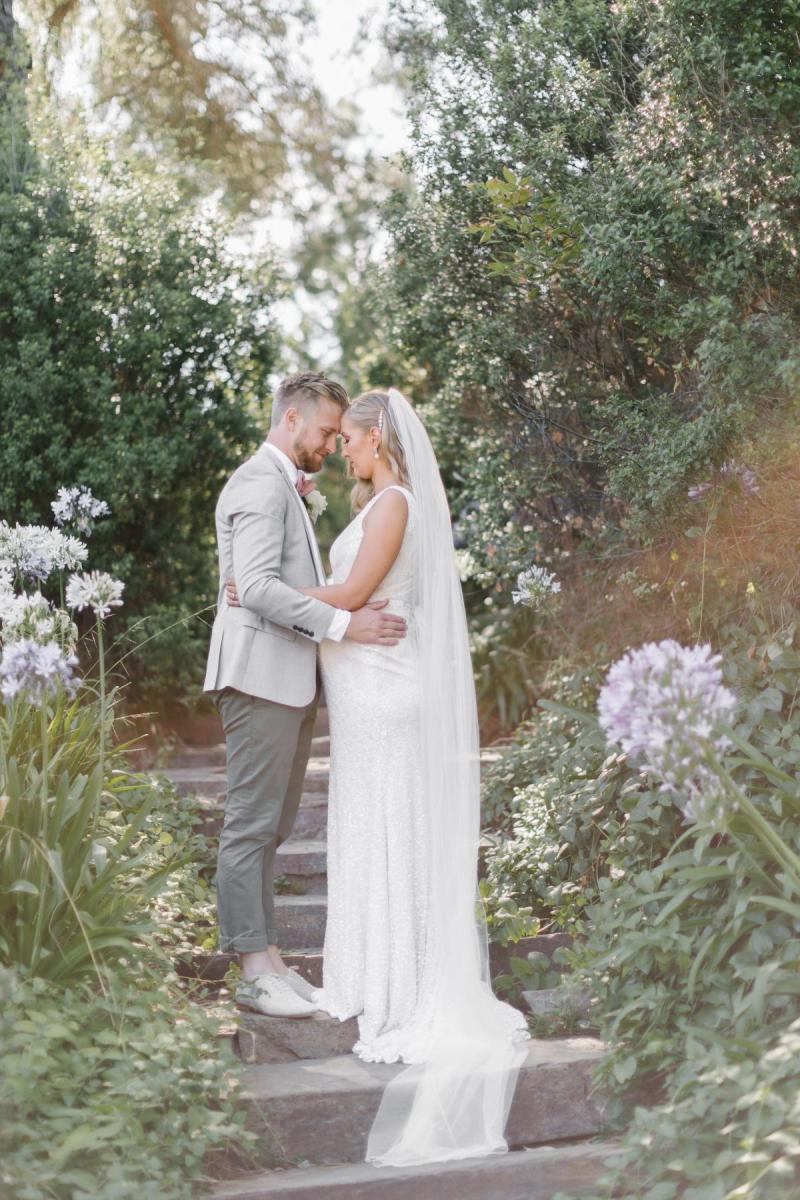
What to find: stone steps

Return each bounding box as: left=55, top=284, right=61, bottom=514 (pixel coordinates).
left=236, top=1010, right=358, bottom=1064
left=177, top=948, right=324, bottom=989
left=222, top=1040, right=606, bottom=1172
left=275, top=895, right=327, bottom=950
left=177, top=935, right=568, bottom=994
left=167, top=729, right=618, bottom=1198
left=276, top=840, right=327, bottom=894
left=211, top=1139, right=619, bottom=1200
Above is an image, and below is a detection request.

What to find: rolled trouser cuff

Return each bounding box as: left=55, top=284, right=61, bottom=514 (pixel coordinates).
left=219, top=933, right=275, bottom=953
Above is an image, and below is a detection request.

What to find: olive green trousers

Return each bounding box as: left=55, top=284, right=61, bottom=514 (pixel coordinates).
left=214, top=686, right=318, bottom=951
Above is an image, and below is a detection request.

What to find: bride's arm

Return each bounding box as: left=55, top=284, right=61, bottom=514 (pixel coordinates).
left=300, top=490, right=409, bottom=611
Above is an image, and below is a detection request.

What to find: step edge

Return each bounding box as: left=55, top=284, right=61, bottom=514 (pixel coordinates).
left=209, top=1138, right=620, bottom=1198
left=239, top=1039, right=606, bottom=1102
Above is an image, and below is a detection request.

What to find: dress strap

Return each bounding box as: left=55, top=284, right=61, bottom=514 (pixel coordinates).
left=372, top=484, right=413, bottom=504
left=361, top=484, right=414, bottom=527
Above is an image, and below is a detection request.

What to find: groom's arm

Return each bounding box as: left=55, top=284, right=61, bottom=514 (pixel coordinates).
left=230, top=491, right=340, bottom=644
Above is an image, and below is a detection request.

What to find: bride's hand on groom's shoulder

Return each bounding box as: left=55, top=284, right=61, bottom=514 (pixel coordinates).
left=346, top=600, right=407, bottom=646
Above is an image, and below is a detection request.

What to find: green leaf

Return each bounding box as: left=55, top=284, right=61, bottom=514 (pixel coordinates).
left=7, top=880, right=39, bottom=895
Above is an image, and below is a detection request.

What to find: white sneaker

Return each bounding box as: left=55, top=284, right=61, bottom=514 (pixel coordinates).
left=235, top=972, right=318, bottom=1018
left=281, top=967, right=319, bottom=1004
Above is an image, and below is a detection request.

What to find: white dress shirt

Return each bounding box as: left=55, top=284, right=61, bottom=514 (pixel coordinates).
left=263, top=442, right=350, bottom=642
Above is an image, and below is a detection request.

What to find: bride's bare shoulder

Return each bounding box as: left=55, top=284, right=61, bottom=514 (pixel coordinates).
left=362, top=486, right=411, bottom=532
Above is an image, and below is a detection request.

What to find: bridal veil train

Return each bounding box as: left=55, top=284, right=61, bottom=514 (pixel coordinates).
left=360, top=389, right=528, bottom=1166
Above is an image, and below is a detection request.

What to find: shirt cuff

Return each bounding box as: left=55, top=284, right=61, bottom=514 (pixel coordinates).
left=325, top=608, right=351, bottom=642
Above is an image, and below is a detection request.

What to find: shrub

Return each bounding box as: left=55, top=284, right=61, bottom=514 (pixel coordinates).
left=486, top=613, right=800, bottom=1197
left=0, top=101, right=276, bottom=705
left=0, top=964, right=253, bottom=1200
left=0, top=686, right=179, bottom=982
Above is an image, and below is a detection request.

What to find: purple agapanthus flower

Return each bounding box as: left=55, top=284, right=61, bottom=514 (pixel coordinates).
left=687, top=460, right=759, bottom=502
left=0, top=638, right=80, bottom=705
left=719, top=460, right=760, bottom=497
left=598, top=639, right=737, bottom=830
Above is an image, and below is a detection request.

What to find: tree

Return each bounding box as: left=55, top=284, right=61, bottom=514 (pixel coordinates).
left=17, top=0, right=356, bottom=212
left=363, top=0, right=800, bottom=591
left=0, top=109, right=277, bottom=701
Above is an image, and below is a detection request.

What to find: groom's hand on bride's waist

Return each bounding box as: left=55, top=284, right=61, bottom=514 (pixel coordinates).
left=222, top=582, right=405, bottom=645
left=346, top=600, right=407, bottom=646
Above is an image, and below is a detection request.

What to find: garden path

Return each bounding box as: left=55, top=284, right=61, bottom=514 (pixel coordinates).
left=155, top=711, right=617, bottom=1199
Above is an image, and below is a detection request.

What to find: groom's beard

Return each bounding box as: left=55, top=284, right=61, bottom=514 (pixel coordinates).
left=294, top=437, right=326, bottom=474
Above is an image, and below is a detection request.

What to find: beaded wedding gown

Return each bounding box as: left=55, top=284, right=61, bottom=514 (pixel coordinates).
left=316, top=484, right=431, bottom=1062
left=313, top=416, right=527, bottom=1169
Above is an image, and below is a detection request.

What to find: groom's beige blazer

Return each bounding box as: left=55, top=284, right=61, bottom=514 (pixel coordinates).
left=203, top=443, right=339, bottom=707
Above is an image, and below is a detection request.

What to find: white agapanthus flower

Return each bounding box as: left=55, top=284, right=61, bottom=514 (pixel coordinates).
left=0, top=590, right=78, bottom=650
left=512, top=564, right=562, bottom=611
left=598, top=639, right=737, bottom=831
left=50, top=532, right=89, bottom=573
left=0, top=523, right=87, bottom=582
left=305, top=490, right=328, bottom=524
left=0, top=523, right=55, bottom=582
left=52, top=486, right=111, bottom=535
left=66, top=570, right=125, bottom=619
left=0, top=561, right=13, bottom=601
left=0, top=637, right=80, bottom=704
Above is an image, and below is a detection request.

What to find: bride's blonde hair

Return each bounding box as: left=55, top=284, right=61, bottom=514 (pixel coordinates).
left=348, top=390, right=411, bottom=513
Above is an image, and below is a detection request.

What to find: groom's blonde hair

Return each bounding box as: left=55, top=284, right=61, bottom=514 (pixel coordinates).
left=270, top=372, right=349, bottom=428
left=347, top=391, right=411, bottom=513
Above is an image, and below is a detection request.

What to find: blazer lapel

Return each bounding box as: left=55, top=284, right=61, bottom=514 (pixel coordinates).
left=259, top=448, right=325, bottom=584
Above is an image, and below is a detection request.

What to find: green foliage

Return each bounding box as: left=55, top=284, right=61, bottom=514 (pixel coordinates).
left=0, top=963, right=254, bottom=1200
left=485, top=608, right=800, bottom=1197
left=23, top=0, right=356, bottom=215
left=0, top=108, right=276, bottom=702
left=360, top=0, right=800, bottom=621
left=0, top=688, right=177, bottom=983
left=114, top=769, right=221, bottom=960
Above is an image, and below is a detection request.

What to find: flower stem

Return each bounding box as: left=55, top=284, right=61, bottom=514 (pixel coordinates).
left=40, top=699, right=49, bottom=807
left=716, top=764, right=800, bottom=890
left=97, top=614, right=106, bottom=783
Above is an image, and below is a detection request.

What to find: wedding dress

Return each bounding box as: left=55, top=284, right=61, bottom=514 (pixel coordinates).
left=315, top=390, right=528, bottom=1167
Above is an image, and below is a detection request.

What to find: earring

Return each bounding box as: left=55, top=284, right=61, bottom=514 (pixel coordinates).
left=373, top=445, right=380, bottom=459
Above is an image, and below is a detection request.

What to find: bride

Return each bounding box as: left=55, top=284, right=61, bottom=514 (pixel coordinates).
left=233, top=388, right=527, bottom=1166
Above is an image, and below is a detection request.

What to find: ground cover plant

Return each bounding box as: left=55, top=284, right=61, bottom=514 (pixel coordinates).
left=0, top=504, right=251, bottom=1199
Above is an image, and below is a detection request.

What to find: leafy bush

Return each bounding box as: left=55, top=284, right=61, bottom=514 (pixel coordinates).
left=0, top=964, right=253, bottom=1200
left=0, top=100, right=276, bottom=705
left=0, top=686, right=178, bottom=982
left=369, top=0, right=800, bottom=578
left=485, top=610, right=800, bottom=1197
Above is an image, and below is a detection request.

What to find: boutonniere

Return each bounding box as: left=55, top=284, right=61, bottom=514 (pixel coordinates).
left=304, top=488, right=328, bottom=524
left=295, top=473, right=327, bottom=524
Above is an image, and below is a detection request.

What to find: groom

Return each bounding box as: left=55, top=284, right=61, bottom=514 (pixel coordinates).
left=203, top=372, right=407, bottom=1017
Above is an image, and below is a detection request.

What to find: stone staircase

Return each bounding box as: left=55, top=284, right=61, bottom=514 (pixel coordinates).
left=155, top=710, right=618, bottom=1199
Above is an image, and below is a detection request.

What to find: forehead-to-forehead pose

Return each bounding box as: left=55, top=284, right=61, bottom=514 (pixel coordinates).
left=208, top=377, right=528, bottom=1168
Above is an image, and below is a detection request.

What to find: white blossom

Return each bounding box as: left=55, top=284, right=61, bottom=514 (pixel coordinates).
left=51, top=486, right=111, bottom=535
left=455, top=548, right=479, bottom=582
left=0, top=523, right=87, bottom=583
left=0, top=523, right=55, bottom=582
left=66, top=571, right=125, bottom=619
left=512, top=564, right=562, bottom=610
left=0, top=561, right=13, bottom=603
left=0, top=638, right=80, bottom=704
left=0, top=591, right=77, bottom=650
left=50, top=532, right=88, bottom=572
left=305, top=490, right=328, bottom=524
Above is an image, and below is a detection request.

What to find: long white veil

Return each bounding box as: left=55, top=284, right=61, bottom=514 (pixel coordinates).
left=365, top=389, right=528, bottom=1168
